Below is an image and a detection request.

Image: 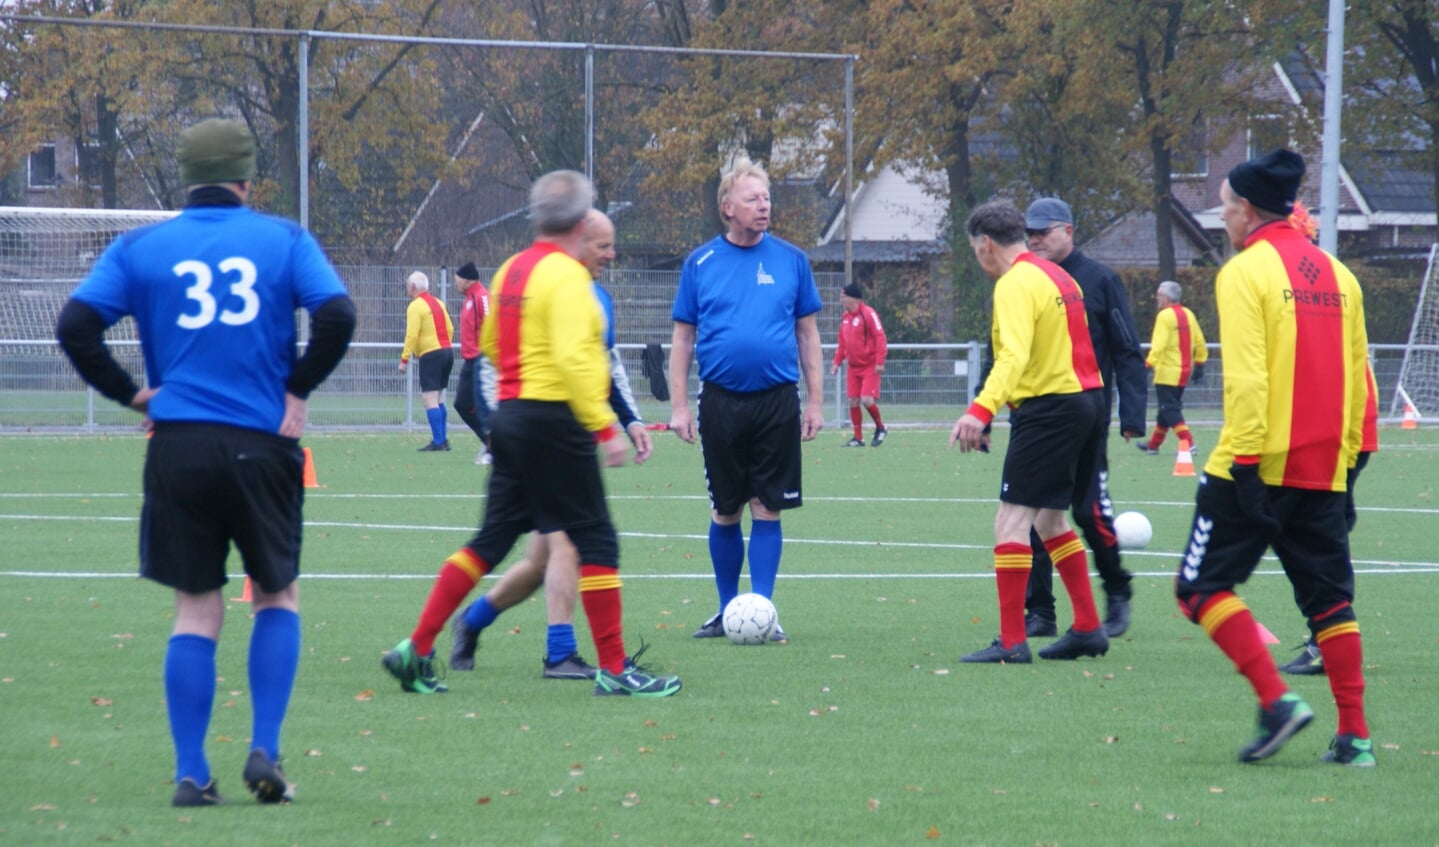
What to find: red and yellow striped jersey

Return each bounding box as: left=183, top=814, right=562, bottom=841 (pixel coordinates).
left=401, top=292, right=453, bottom=361
left=1146, top=304, right=1208, bottom=387
left=481, top=242, right=617, bottom=435
left=967, top=254, right=1103, bottom=424
left=1204, top=222, right=1368, bottom=490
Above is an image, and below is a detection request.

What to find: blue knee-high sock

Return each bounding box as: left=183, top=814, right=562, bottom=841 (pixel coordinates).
left=748, top=519, right=783, bottom=599
left=546, top=624, right=578, bottom=662
left=165, top=634, right=217, bottom=785
left=438, top=403, right=449, bottom=443
left=426, top=406, right=445, bottom=445
left=709, top=520, right=745, bottom=613
left=248, top=608, right=300, bottom=762
left=463, top=595, right=503, bottom=631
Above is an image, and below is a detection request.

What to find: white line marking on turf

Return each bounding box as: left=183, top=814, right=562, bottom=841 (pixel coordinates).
left=4, top=567, right=1437, bottom=580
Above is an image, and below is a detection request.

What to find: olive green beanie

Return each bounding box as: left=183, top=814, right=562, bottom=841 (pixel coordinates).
left=178, top=118, right=256, bottom=187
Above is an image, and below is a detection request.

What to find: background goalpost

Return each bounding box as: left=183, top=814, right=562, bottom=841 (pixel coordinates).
left=1394, top=243, right=1439, bottom=421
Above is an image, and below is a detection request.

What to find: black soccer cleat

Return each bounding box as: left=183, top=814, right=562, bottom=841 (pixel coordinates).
left=1037, top=626, right=1109, bottom=660
left=172, top=778, right=225, bottom=807
left=960, top=638, right=1033, bottom=664
left=243, top=749, right=294, bottom=804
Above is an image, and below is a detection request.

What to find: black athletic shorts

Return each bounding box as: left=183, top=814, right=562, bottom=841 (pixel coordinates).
left=1175, top=474, right=1353, bottom=618
left=697, top=382, right=803, bottom=515
left=464, top=400, right=618, bottom=568
left=417, top=347, right=454, bottom=392
left=140, top=423, right=304, bottom=594
left=1000, top=389, right=1104, bottom=510
left=1155, top=383, right=1186, bottom=428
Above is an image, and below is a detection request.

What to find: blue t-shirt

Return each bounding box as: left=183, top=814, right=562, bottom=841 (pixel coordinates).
left=593, top=281, right=617, bottom=351
left=671, top=233, right=822, bottom=392
left=71, top=205, right=348, bottom=433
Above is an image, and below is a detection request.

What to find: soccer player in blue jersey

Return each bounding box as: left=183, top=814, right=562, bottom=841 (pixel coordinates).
left=55, top=118, right=356, bottom=807
left=668, top=157, right=825, bottom=644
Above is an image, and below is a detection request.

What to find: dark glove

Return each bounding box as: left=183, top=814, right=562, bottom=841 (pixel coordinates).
left=1230, top=462, right=1279, bottom=533
left=1191, top=363, right=1205, bottom=384
left=1344, top=466, right=1358, bottom=532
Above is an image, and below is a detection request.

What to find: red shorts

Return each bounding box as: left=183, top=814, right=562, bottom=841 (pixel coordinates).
left=845, top=367, right=881, bottom=400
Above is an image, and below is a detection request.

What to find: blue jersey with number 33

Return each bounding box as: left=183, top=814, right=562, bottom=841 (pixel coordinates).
left=71, top=205, right=348, bottom=433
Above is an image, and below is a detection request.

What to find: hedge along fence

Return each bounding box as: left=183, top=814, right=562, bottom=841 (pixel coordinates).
left=1118, top=259, right=1423, bottom=345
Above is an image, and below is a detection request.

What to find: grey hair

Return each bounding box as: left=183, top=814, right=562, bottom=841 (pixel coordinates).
left=718, top=156, right=771, bottom=223
left=407, top=271, right=430, bottom=292
left=1157, top=280, right=1182, bottom=302
left=529, top=170, right=595, bottom=236
left=965, top=200, right=1027, bottom=246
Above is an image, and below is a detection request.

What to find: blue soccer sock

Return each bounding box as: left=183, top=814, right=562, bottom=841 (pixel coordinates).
left=463, top=595, right=503, bottom=631
left=248, top=608, right=300, bottom=762
left=165, top=634, right=217, bottom=785
left=748, top=518, right=783, bottom=599
left=438, top=403, right=449, bottom=443
left=426, top=406, right=445, bottom=445
left=546, top=624, right=579, bottom=662
left=709, top=520, right=745, bottom=613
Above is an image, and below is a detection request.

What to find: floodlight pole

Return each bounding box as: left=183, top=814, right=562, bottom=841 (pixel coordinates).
left=1319, top=0, right=1344, bottom=254
left=845, top=57, right=854, bottom=287
left=585, top=46, right=595, bottom=181
left=299, top=33, right=311, bottom=232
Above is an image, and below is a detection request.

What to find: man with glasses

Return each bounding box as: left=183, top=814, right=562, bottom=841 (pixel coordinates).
left=1021, top=198, right=1148, bottom=639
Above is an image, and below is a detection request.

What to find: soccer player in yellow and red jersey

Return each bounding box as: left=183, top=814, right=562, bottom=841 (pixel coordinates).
left=383, top=171, right=680, bottom=698
left=1140, top=280, right=1208, bottom=455
left=1175, top=149, right=1373, bottom=766
left=951, top=200, right=1110, bottom=664
left=399, top=271, right=455, bottom=451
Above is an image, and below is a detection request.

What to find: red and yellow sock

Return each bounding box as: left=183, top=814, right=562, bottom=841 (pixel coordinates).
left=579, top=564, right=626, bottom=674
left=411, top=548, right=491, bottom=656
left=994, top=543, right=1031, bottom=649
left=1045, top=530, right=1100, bottom=632
left=1147, top=426, right=1169, bottom=450
left=1316, top=618, right=1368, bottom=738
left=1174, top=423, right=1193, bottom=451
left=849, top=407, right=864, bottom=441
left=1197, top=592, right=1287, bottom=708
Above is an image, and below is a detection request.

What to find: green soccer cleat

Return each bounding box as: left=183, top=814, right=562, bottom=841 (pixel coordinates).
left=593, top=643, right=682, bottom=697
left=1239, top=692, right=1314, bottom=763
left=381, top=638, right=448, bottom=694
left=1322, top=734, right=1376, bottom=767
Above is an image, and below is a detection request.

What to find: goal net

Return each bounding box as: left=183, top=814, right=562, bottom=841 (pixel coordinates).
left=1394, top=243, right=1439, bottom=421
left=0, top=206, right=177, bottom=344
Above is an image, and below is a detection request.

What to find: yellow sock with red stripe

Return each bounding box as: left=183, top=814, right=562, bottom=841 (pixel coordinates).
left=994, top=543, right=1031, bottom=649
left=579, top=564, right=626, bottom=674
left=1316, top=618, right=1368, bottom=737
left=411, top=548, right=491, bottom=656
left=1197, top=592, right=1287, bottom=708
left=850, top=407, right=863, bottom=440
left=1174, top=423, right=1193, bottom=450
left=1045, top=531, right=1100, bottom=632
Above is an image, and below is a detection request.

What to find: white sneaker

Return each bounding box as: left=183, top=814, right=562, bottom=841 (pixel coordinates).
left=474, top=449, right=489, bottom=465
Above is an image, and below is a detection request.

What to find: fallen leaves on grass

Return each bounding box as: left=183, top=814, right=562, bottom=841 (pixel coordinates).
left=90, top=697, right=113, bottom=707
left=621, top=792, right=641, bottom=808
left=925, top=826, right=941, bottom=839
left=355, top=689, right=374, bottom=702
left=867, top=798, right=880, bottom=812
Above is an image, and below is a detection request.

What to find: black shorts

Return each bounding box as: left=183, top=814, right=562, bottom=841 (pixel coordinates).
left=417, top=348, right=454, bottom=392
left=1174, top=475, right=1353, bottom=617
left=464, top=400, right=618, bottom=568
left=1155, top=383, right=1186, bottom=428
left=140, top=424, right=304, bottom=594
left=1000, top=390, right=1104, bottom=510
left=697, top=382, right=803, bottom=515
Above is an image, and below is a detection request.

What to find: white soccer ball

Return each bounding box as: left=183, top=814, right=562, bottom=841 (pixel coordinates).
left=722, top=593, right=778, bottom=645
left=1114, top=511, right=1153, bottom=550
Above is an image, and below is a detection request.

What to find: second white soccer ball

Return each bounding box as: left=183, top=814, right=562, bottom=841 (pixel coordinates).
left=1114, top=510, right=1153, bottom=550
left=722, top=592, right=778, bottom=645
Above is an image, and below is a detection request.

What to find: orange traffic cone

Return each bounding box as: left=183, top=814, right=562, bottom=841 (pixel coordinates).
left=1402, top=402, right=1419, bottom=429
left=302, top=447, right=319, bottom=487
left=231, top=576, right=253, bottom=603
left=1173, top=448, right=1196, bottom=477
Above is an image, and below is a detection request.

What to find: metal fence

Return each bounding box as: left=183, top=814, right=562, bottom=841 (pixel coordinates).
left=0, top=332, right=1419, bottom=434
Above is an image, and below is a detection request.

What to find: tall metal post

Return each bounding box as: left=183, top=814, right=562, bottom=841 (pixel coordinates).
left=1319, top=0, right=1344, bottom=254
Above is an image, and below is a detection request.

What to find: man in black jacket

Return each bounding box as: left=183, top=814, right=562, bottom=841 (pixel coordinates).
left=1022, top=197, right=1148, bottom=638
